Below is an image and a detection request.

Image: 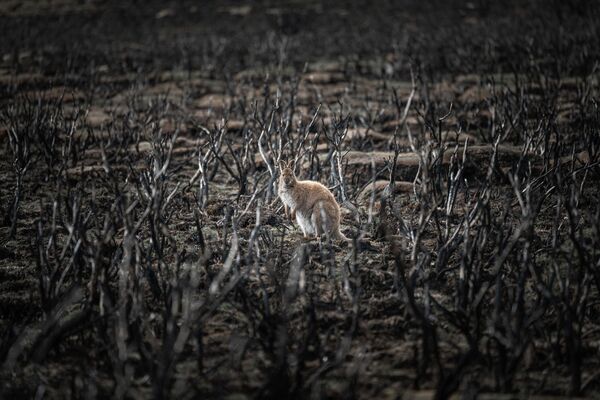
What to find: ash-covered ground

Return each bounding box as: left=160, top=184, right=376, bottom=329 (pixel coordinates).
left=1, top=1, right=600, bottom=398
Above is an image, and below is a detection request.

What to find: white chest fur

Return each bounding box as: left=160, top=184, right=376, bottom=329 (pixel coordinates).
left=278, top=188, right=296, bottom=208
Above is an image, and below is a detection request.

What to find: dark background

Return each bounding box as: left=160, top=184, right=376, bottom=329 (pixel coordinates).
left=1, top=0, right=598, bottom=77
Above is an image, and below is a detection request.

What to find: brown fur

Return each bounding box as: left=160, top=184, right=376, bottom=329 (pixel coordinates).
left=277, top=160, right=348, bottom=241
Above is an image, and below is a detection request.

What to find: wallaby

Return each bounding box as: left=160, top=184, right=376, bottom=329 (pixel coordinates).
left=277, top=160, right=349, bottom=242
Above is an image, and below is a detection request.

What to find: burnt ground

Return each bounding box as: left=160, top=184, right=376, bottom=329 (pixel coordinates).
left=1, top=1, right=600, bottom=399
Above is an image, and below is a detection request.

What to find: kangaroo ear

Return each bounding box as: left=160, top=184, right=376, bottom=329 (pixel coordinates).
left=278, top=160, right=286, bottom=170
left=287, top=160, right=294, bottom=169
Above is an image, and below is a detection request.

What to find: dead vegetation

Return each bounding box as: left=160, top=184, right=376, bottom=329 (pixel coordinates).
left=1, top=1, right=600, bottom=399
